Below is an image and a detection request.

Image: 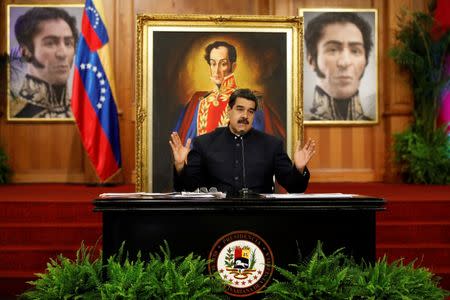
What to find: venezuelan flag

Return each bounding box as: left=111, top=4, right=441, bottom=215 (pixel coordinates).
left=71, top=0, right=121, bottom=181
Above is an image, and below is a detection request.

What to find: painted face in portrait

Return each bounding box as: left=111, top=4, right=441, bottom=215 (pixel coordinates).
left=25, top=18, right=75, bottom=86
left=310, top=22, right=367, bottom=99
left=228, top=97, right=256, bottom=135
left=209, top=46, right=236, bottom=86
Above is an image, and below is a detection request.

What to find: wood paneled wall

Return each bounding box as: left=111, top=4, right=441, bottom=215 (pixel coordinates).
left=0, top=0, right=426, bottom=185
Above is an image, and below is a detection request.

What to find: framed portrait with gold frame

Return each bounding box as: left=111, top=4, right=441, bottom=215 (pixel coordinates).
left=299, top=8, right=378, bottom=125
left=136, top=14, right=303, bottom=192
left=7, top=4, right=83, bottom=121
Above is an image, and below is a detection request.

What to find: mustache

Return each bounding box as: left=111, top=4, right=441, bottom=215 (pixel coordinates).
left=238, top=118, right=249, bottom=124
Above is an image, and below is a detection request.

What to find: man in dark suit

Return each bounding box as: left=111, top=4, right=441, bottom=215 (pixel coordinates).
left=170, top=88, right=316, bottom=195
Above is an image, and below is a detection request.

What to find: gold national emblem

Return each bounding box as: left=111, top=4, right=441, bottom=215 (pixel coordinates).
left=208, top=231, right=274, bottom=297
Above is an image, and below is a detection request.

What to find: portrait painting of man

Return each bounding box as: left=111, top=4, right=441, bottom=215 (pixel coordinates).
left=7, top=5, right=83, bottom=120
left=172, top=39, right=286, bottom=145
left=300, top=9, right=378, bottom=124
left=134, top=13, right=302, bottom=192
left=151, top=31, right=290, bottom=191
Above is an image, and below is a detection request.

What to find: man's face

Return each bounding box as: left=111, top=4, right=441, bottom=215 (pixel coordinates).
left=209, top=46, right=235, bottom=86
left=228, top=97, right=256, bottom=135
left=27, top=18, right=75, bottom=85
left=311, top=22, right=367, bottom=99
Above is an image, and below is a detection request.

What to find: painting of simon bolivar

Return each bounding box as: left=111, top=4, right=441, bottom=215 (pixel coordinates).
left=301, top=9, right=378, bottom=124
left=151, top=31, right=289, bottom=192
left=7, top=5, right=83, bottom=121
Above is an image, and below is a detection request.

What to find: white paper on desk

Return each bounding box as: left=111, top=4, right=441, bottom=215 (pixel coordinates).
left=261, top=193, right=355, bottom=199
left=98, top=192, right=177, bottom=199
left=178, top=192, right=227, bottom=199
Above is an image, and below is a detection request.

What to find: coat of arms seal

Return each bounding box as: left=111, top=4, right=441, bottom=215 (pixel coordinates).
left=208, top=230, right=274, bottom=297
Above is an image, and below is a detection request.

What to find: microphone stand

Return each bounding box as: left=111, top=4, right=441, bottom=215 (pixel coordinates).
left=238, top=136, right=261, bottom=198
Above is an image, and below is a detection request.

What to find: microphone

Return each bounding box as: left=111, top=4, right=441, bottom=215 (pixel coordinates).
left=236, top=136, right=264, bottom=198
left=241, top=136, right=247, bottom=192
left=238, top=136, right=254, bottom=197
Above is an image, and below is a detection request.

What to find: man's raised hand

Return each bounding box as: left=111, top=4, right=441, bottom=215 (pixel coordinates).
left=169, top=132, right=191, bottom=173
left=293, top=138, right=316, bottom=173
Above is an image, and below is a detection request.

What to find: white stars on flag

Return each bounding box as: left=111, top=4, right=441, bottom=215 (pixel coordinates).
left=86, top=6, right=101, bottom=29
left=78, top=61, right=108, bottom=110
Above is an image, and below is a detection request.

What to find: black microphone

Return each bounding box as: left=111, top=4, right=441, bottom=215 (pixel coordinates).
left=238, top=135, right=254, bottom=197
left=238, top=136, right=248, bottom=196
left=236, top=135, right=264, bottom=198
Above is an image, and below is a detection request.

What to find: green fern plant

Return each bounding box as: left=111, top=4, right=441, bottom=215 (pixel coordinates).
left=22, top=241, right=227, bottom=299
left=100, top=241, right=227, bottom=299
left=145, top=241, right=226, bottom=299
left=263, top=242, right=364, bottom=299
left=20, top=241, right=103, bottom=300
left=263, top=242, right=449, bottom=299
left=21, top=240, right=449, bottom=299
left=359, top=256, right=448, bottom=299
left=389, top=4, right=450, bottom=184
left=394, top=125, right=450, bottom=183
left=100, top=250, right=151, bottom=299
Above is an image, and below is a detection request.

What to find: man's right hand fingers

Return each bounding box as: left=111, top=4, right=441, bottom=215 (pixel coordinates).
left=169, top=140, right=176, bottom=151
left=173, top=132, right=184, bottom=143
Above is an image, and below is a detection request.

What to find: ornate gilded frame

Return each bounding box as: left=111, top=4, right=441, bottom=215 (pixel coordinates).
left=6, top=4, right=83, bottom=121
left=136, top=14, right=303, bottom=192
left=299, top=8, right=378, bottom=125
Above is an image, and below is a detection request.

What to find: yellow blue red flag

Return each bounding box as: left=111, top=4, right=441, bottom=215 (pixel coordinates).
left=71, top=0, right=121, bottom=181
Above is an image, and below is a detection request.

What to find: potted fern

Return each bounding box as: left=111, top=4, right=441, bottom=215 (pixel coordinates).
left=21, top=241, right=449, bottom=299
left=263, top=242, right=449, bottom=299
left=100, top=242, right=226, bottom=299
left=389, top=3, right=450, bottom=184
left=21, top=242, right=227, bottom=300
left=20, top=242, right=103, bottom=299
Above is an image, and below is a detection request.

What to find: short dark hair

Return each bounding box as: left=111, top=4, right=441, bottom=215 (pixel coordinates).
left=228, top=88, right=258, bottom=110
left=15, top=7, right=79, bottom=55
left=204, top=41, right=237, bottom=65
left=305, top=12, right=373, bottom=73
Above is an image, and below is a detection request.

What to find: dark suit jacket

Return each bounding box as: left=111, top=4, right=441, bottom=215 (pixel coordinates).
left=174, top=127, right=310, bottom=194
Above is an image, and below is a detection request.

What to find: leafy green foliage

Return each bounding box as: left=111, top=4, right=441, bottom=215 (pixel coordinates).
left=389, top=8, right=450, bottom=134
left=100, top=241, right=227, bottom=299
left=22, top=241, right=227, bottom=300
left=21, top=242, right=103, bottom=300
left=359, top=256, right=448, bottom=300
left=0, top=146, right=11, bottom=184
left=394, top=126, right=450, bottom=183
left=263, top=242, right=449, bottom=300
left=100, top=250, right=149, bottom=299
left=263, top=242, right=364, bottom=299
left=21, top=241, right=449, bottom=299
left=389, top=5, right=450, bottom=184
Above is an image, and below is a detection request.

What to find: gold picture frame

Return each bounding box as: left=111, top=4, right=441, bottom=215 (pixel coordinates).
left=136, top=14, right=303, bottom=192
left=7, top=4, right=83, bottom=121
left=299, top=8, right=378, bottom=125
